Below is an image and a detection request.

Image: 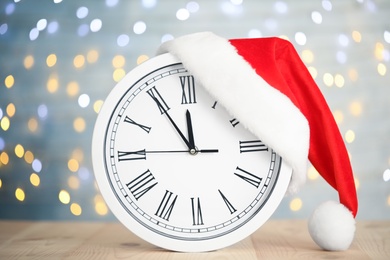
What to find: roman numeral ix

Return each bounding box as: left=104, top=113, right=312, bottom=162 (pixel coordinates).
left=117, top=149, right=146, bottom=161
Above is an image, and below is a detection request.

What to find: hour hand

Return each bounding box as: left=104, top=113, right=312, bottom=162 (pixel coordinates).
left=186, top=110, right=196, bottom=150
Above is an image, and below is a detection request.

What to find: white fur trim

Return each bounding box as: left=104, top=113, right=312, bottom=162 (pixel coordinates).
left=157, top=32, right=309, bottom=193
left=308, top=200, right=356, bottom=251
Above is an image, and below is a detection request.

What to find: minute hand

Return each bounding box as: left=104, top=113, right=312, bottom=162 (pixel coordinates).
left=146, top=149, right=219, bottom=154
left=151, top=96, right=192, bottom=149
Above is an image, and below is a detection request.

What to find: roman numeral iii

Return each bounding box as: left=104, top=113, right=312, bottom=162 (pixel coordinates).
left=155, top=190, right=178, bottom=221
left=126, top=169, right=158, bottom=200
left=180, top=75, right=197, bottom=104
left=239, top=140, right=268, bottom=153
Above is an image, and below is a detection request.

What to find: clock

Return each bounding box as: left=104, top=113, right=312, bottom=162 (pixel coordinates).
left=92, top=53, right=292, bottom=252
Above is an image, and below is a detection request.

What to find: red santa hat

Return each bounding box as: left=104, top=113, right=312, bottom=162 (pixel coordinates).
left=157, top=32, right=358, bottom=251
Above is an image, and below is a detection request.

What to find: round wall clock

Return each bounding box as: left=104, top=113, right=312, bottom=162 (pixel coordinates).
left=92, top=53, right=292, bottom=252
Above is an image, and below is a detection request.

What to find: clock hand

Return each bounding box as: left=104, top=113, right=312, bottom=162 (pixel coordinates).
left=186, top=109, right=196, bottom=150
left=146, top=149, right=218, bottom=154
left=151, top=96, right=192, bottom=151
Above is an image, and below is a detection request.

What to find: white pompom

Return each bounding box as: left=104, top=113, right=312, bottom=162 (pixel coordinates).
left=308, top=200, right=356, bottom=251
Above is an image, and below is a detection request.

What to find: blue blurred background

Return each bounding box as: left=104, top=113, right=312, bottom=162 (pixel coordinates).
left=0, top=0, right=389, bottom=221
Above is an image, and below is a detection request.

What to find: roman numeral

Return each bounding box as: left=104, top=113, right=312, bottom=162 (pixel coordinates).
left=124, top=116, right=151, bottom=133
left=239, top=140, right=268, bottom=153
left=155, top=190, right=177, bottom=221
left=234, top=166, right=262, bottom=188
left=212, top=101, right=217, bottom=109
left=126, top=170, right=158, bottom=200
left=218, top=190, right=237, bottom=214
left=117, top=149, right=146, bottom=161
left=147, top=86, right=170, bottom=114
left=229, top=118, right=239, bottom=127
left=180, top=75, right=197, bottom=104
left=191, top=197, right=204, bottom=226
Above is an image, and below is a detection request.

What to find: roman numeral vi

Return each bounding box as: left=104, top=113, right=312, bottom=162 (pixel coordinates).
left=191, top=197, right=204, bottom=226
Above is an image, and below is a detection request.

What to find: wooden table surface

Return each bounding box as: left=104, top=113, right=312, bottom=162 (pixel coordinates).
left=0, top=220, right=389, bottom=259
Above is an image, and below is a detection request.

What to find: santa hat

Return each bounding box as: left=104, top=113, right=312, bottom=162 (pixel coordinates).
left=157, top=32, right=358, bottom=251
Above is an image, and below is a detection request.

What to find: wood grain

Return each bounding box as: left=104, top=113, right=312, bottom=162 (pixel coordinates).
left=0, top=220, right=388, bottom=259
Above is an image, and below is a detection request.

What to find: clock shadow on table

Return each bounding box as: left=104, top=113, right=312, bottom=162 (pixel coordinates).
left=117, top=230, right=315, bottom=257
left=115, top=220, right=363, bottom=259
left=113, top=220, right=360, bottom=258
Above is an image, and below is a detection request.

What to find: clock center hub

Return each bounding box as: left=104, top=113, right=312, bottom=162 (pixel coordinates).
left=189, top=147, right=198, bottom=155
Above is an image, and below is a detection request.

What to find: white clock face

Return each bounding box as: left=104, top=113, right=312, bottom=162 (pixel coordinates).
left=92, top=53, right=292, bottom=252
